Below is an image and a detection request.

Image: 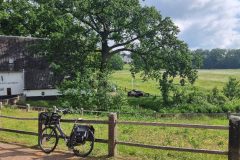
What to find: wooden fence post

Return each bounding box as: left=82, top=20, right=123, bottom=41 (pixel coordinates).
left=53, top=106, right=57, bottom=113
left=0, top=102, right=3, bottom=110
left=26, top=104, right=30, bottom=112
left=227, top=111, right=231, bottom=119
left=108, top=112, right=117, bottom=157
left=81, top=108, right=84, bottom=116
left=228, top=115, right=240, bottom=160
left=38, top=113, right=43, bottom=147
left=153, top=111, right=157, bottom=119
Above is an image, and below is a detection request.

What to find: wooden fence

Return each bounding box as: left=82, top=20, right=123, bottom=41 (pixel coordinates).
left=0, top=102, right=233, bottom=119
left=1, top=109, right=240, bottom=160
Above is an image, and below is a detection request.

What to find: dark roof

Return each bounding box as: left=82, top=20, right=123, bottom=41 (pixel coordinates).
left=0, top=35, right=61, bottom=90
left=0, top=35, right=42, bottom=71
left=24, top=69, right=56, bottom=90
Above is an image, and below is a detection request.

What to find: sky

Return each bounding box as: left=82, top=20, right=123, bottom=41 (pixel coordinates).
left=142, top=0, right=240, bottom=49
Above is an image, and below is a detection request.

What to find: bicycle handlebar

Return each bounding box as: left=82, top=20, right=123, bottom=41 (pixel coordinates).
left=56, top=108, right=71, bottom=115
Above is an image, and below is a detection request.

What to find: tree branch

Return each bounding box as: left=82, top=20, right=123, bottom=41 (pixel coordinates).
left=95, top=49, right=102, bottom=52
left=110, top=48, right=135, bottom=55
left=109, top=28, right=158, bottom=51
left=109, top=36, right=140, bottom=50
left=79, top=18, right=101, bottom=34
left=89, top=14, right=101, bottom=32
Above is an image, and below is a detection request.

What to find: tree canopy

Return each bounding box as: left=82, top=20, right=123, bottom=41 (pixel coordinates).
left=193, top=49, right=240, bottom=69
left=0, top=0, right=198, bottom=106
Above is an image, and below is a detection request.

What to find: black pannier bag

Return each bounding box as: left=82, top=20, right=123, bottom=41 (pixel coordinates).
left=39, top=112, right=61, bottom=125
left=72, top=125, right=95, bottom=144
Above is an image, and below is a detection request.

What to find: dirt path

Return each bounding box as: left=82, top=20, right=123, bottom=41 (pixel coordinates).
left=0, top=142, right=77, bottom=160
left=0, top=142, right=138, bottom=160
left=0, top=142, right=112, bottom=160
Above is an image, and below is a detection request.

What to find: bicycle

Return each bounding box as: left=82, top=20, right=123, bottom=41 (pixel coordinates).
left=38, top=108, right=95, bottom=157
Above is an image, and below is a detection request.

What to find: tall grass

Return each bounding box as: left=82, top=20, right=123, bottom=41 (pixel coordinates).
left=111, top=66, right=240, bottom=94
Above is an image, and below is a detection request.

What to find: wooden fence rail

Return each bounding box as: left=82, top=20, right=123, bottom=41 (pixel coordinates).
left=117, top=121, right=229, bottom=130
left=0, top=112, right=240, bottom=159
left=1, top=103, right=235, bottom=119
left=117, top=141, right=228, bottom=155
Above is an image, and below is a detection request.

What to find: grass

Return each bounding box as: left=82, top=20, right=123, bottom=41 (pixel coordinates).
left=110, top=65, right=240, bottom=95
left=0, top=108, right=229, bottom=160
left=2, top=67, right=238, bottom=159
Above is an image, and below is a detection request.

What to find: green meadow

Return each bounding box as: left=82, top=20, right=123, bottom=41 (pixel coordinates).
left=111, top=65, right=240, bottom=95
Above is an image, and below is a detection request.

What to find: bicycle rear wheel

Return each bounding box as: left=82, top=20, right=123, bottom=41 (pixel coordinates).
left=71, top=130, right=94, bottom=157
left=39, top=126, right=59, bottom=154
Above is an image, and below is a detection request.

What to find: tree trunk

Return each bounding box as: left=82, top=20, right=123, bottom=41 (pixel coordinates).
left=100, top=32, right=109, bottom=74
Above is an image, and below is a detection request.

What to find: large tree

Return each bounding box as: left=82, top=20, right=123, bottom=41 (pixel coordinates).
left=35, top=0, right=183, bottom=72
left=1, top=0, right=198, bottom=106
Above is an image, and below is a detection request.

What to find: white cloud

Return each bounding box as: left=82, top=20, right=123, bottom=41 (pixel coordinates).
left=142, top=0, right=240, bottom=49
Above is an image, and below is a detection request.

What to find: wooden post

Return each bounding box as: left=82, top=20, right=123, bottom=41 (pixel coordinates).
left=153, top=111, right=157, bottom=119
left=38, top=113, right=43, bottom=147
left=117, top=112, right=120, bottom=119
left=53, top=106, right=57, bottom=113
left=26, top=104, right=30, bottom=112
left=227, top=111, right=231, bottom=119
left=81, top=108, right=84, bottom=116
left=228, top=115, right=240, bottom=160
left=108, top=113, right=117, bottom=157
left=0, top=102, right=3, bottom=110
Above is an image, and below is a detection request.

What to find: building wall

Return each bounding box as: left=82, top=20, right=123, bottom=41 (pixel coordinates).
left=23, top=89, right=61, bottom=97
left=0, top=72, right=24, bottom=96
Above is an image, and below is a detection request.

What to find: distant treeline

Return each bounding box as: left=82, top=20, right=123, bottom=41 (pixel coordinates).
left=193, top=49, right=240, bottom=69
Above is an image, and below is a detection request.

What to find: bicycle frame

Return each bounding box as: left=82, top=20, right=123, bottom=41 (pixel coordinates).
left=55, top=123, right=68, bottom=140
left=48, top=118, right=77, bottom=143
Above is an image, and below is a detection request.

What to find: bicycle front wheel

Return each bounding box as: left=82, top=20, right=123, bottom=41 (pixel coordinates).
left=39, top=126, right=59, bottom=154
left=71, top=130, right=94, bottom=157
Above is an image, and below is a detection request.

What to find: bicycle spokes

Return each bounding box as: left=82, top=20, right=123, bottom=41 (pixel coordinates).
left=40, top=127, right=58, bottom=153
left=71, top=131, right=94, bottom=157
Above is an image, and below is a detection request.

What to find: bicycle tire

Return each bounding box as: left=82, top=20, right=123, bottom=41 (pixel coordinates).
left=39, top=126, right=59, bottom=154
left=71, top=130, right=94, bottom=157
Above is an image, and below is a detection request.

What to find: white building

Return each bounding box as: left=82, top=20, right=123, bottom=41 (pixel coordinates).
left=121, top=53, right=132, bottom=64
left=0, top=71, right=24, bottom=96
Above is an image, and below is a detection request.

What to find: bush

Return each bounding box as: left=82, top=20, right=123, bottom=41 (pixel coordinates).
left=127, top=96, right=161, bottom=111
left=109, top=54, right=124, bottom=70
left=207, top=87, right=227, bottom=105
left=59, top=72, right=126, bottom=111
left=223, top=77, right=240, bottom=100
left=222, top=99, right=240, bottom=112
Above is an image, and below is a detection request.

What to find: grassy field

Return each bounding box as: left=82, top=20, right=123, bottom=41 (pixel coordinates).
left=0, top=108, right=229, bottom=160
left=111, top=65, right=240, bottom=95
left=1, top=67, right=238, bottom=159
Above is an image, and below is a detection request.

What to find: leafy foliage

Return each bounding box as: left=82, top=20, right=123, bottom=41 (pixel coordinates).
left=207, top=87, right=227, bottom=105
left=109, top=54, right=124, bottom=70
left=58, top=71, right=126, bottom=110
left=223, top=77, right=240, bottom=100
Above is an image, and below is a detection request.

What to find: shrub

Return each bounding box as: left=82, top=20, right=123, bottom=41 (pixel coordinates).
left=207, top=87, right=227, bottom=105
left=59, top=72, right=126, bottom=111
left=222, top=98, right=240, bottom=112
left=109, top=54, right=124, bottom=70
left=127, top=97, right=161, bottom=111
left=223, top=77, right=240, bottom=100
